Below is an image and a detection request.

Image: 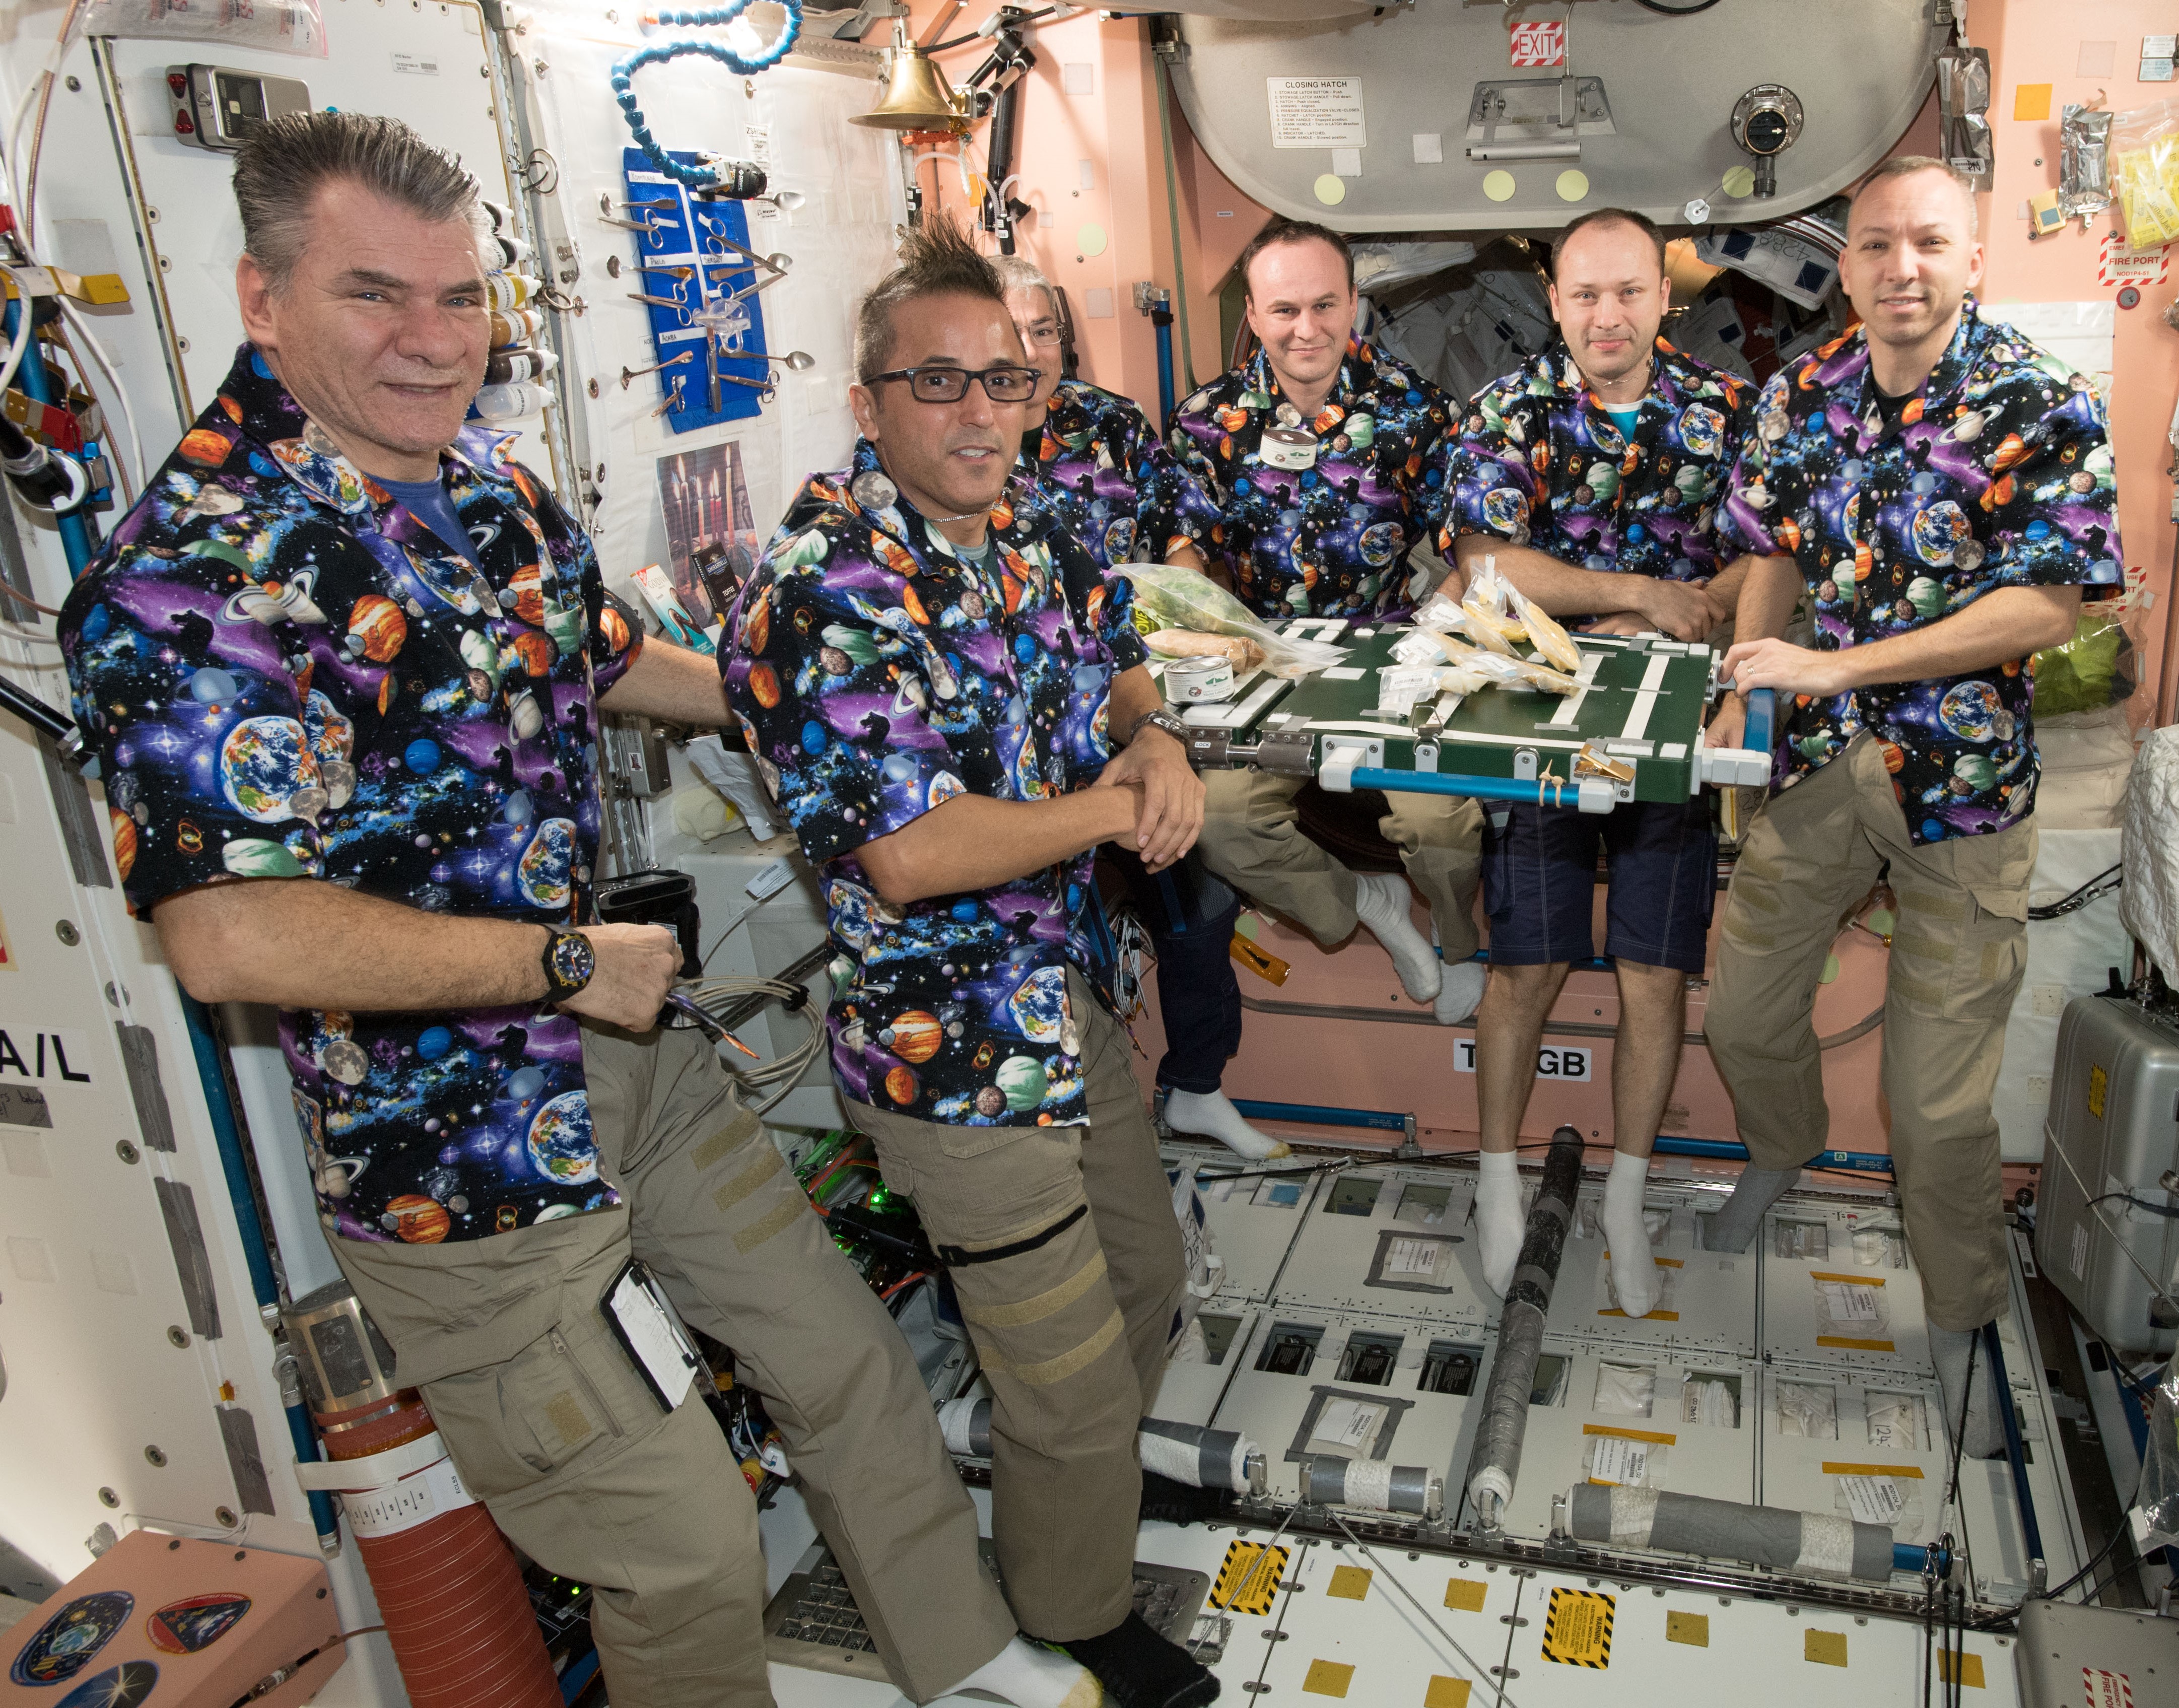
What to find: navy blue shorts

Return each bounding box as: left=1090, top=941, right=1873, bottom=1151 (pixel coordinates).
left=1481, top=795, right=1717, bottom=973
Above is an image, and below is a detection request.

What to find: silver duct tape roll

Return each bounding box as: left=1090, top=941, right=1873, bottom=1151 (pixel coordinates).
left=937, top=1396, right=993, bottom=1458
left=1304, top=1457, right=1444, bottom=1520
left=1566, top=1483, right=1895, bottom=1583
left=1139, top=1417, right=1263, bottom=1492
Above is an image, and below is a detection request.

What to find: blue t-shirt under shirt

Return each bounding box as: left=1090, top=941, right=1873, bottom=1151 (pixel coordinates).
left=1604, top=404, right=1641, bottom=435
left=379, top=473, right=480, bottom=567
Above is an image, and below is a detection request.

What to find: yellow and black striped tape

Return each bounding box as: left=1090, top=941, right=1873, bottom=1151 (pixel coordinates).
left=1210, top=1540, right=1289, bottom=1616
left=1541, top=1587, right=1613, bottom=1668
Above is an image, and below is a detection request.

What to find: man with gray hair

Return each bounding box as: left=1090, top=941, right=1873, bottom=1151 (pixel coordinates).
left=58, top=111, right=1095, bottom=1708
left=1702, top=156, right=2121, bottom=1458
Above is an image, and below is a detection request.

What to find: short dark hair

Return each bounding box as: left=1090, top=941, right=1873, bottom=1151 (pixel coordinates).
left=1851, top=154, right=1980, bottom=237
left=233, top=111, right=484, bottom=295
left=854, top=217, right=1008, bottom=383
left=1548, top=208, right=1667, bottom=281
left=1237, top=220, right=1354, bottom=300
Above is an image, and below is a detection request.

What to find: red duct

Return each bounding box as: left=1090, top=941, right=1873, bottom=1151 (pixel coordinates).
left=316, top=1391, right=563, bottom=1708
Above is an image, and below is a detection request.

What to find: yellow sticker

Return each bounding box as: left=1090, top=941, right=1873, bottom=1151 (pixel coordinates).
left=1327, top=1565, right=1373, bottom=1601
left=1938, top=1650, right=1985, bottom=1689
left=2088, top=1063, right=2108, bottom=1119
left=1303, top=1659, right=1354, bottom=1697
left=1822, top=1463, right=1925, bottom=1479
left=1314, top=174, right=1348, bottom=207
left=1076, top=223, right=1109, bottom=258
left=1805, top=1629, right=1849, bottom=1668
left=1721, top=165, right=1757, bottom=199
left=1483, top=170, right=1517, bottom=202
left=2014, top=83, right=2054, bottom=122
left=1540, top=1588, right=1613, bottom=1668
left=1425, top=1679, right=1472, bottom=1708
left=1556, top=169, right=1590, bottom=202
left=1444, top=1577, right=1487, bottom=1613
left=1666, top=1611, right=1709, bottom=1647
left=1211, top=1540, right=1288, bottom=1615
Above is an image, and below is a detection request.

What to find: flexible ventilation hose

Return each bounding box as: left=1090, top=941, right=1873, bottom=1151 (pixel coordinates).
left=1462, top=1127, right=1585, bottom=1530
left=612, top=3, right=804, bottom=189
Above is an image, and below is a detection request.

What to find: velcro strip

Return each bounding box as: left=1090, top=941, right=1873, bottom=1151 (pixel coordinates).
left=964, top=1250, right=1109, bottom=1330
left=712, top=1143, right=783, bottom=1212
left=693, top=1110, right=763, bottom=1172
left=733, top=1195, right=806, bottom=1253
left=983, top=1306, right=1125, bottom=1388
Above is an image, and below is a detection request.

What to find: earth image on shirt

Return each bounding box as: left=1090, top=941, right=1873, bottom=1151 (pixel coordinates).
left=1008, top=965, right=1068, bottom=1045
left=526, top=1089, right=597, bottom=1184
left=220, top=715, right=318, bottom=823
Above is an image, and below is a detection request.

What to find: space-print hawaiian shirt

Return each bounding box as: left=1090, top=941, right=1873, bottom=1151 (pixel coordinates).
left=1018, top=377, right=1220, bottom=570
left=58, top=345, right=641, bottom=1243
left=722, top=441, right=1145, bottom=1128
left=1718, top=299, right=2123, bottom=845
left=1445, top=337, right=1752, bottom=621
left=1168, top=335, right=1457, bottom=620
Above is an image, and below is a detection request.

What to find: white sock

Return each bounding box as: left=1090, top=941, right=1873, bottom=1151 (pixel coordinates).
left=1164, top=1088, right=1290, bottom=1160
left=1476, top=1149, right=1526, bottom=1297
left=941, top=1635, right=1102, bottom=1708
left=1602, top=1149, right=1661, bottom=1318
left=1352, top=871, right=1442, bottom=1002
left=1435, top=960, right=1486, bottom=1025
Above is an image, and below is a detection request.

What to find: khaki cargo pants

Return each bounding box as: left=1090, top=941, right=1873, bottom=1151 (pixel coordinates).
left=853, top=972, right=1188, bottom=1642
left=1706, top=733, right=2033, bottom=1330
left=1196, top=769, right=1485, bottom=960
left=331, top=1023, right=1016, bottom=1708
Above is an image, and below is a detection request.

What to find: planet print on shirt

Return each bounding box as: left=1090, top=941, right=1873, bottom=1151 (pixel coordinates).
left=219, top=716, right=318, bottom=824
left=516, top=818, right=577, bottom=909
left=1007, top=966, right=1068, bottom=1045
left=527, top=1089, right=597, bottom=1185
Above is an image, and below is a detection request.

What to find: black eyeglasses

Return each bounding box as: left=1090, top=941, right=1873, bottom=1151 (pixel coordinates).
left=869, top=364, right=1041, bottom=403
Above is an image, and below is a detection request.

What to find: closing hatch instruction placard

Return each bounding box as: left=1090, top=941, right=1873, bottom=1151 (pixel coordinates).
left=1268, top=78, right=1368, bottom=149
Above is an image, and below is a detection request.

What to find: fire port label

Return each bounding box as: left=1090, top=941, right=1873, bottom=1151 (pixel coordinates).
left=2084, top=1668, right=2133, bottom=1708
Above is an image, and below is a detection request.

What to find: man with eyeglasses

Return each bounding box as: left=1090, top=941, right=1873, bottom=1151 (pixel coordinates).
left=990, top=253, right=1283, bottom=1164
left=1170, top=220, right=1485, bottom=1027
left=723, top=219, right=1219, bottom=1708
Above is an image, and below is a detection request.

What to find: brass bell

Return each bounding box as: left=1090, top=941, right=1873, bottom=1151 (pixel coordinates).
left=853, top=24, right=969, bottom=133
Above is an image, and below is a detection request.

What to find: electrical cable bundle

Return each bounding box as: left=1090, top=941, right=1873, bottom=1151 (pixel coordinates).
left=679, top=969, right=826, bottom=1112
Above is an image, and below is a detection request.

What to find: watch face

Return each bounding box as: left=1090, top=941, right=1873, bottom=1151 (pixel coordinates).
left=550, top=932, right=593, bottom=988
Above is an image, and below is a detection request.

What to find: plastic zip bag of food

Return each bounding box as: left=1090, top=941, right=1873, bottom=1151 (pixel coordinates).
left=1468, top=556, right=1582, bottom=673
left=1408, top=627, right=1579, bottom=694
left=1144, top=630, right=1265, bottom=672
left=1117, top=563, right=1347, bottom=677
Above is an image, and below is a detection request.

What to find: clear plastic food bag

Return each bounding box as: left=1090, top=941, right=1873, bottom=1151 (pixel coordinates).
left=1117, top=564, right=1347, bottom=678
left=82, top=0, right=330, bottom=56
left=2112, top=98, right=2179, bottom=247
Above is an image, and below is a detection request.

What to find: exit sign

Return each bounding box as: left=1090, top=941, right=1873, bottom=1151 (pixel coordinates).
left=1510, top=21, right=1566, bottom=67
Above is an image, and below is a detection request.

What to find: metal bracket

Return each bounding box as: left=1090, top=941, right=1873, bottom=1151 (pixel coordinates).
left=1318, top=737, right=1383, bottom=794
left=1464, top=75, right=1614, bottom=161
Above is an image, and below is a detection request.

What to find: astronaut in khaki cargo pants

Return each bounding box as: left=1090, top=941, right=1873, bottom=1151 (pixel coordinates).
left=1697, top=158, right=2120, bottom=1463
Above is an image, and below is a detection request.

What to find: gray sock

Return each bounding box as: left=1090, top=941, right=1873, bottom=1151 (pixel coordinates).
left=1931, top=1324, right=2007, bottom=1460
left=1701, top=1166, right=1799, bottom=1254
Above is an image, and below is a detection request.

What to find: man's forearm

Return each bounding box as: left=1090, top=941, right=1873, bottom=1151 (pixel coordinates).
left=598, top=634, right=731, bottom=724
left=1705, top=554, right=1752, bottom=612
left=1730, top=555, right=1801, bottom=647
left=1452, top=536, right=1644, bottom=617
left=855, top=789, right=1136, bottom=904
left=1827, top=585, right=2082, bottom=691
left=155, top=879, right=547, bottom=1010
left=1109, top=663, right=1164, bottom=746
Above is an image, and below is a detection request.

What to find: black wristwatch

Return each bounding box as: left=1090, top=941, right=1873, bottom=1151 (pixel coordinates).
left=1126, top=707, right=1188, bottom=746
left=540, top=926, right=595, bottom=1001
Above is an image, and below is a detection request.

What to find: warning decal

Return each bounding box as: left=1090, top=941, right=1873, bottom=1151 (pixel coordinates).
left=2084, top=1668, right=2133, bottom=1708
left=1509, top=21, right=1566, bottom=66
left=1540, top=1587, right=1613, bottom=1668
left=1210, top=1540, right=1289, bottom=1616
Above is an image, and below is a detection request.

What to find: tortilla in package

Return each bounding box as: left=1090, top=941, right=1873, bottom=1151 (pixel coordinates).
left=2113, top=98, right=2179, bottom=248
left=1466, top=558, right=1584, bottom=673
left=1408, top=626, right=1579, bottom=695
left=1144, top=630, right=1266, bottom=672
left=1117, top=564, right=1347, bottom=676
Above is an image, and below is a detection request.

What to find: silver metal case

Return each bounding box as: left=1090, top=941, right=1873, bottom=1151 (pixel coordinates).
left=2035, top=993, right=2179, bottom=1355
